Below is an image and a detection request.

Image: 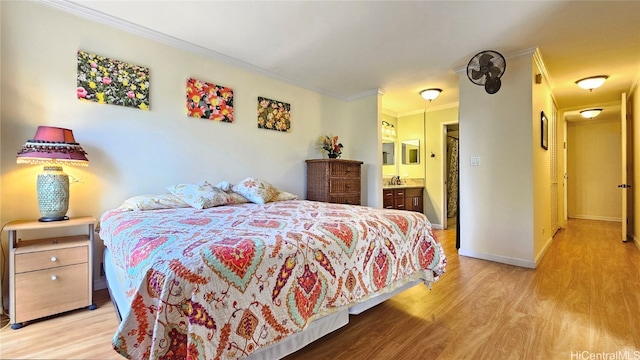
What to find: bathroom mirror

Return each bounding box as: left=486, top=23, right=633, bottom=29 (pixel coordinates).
left=402, top=139, right=420, bottom=164
left=382, top=141, right=396, bottom=165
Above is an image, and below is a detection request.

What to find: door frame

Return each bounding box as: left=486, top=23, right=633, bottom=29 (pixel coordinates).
left=441, top=121, right=459, bottom=229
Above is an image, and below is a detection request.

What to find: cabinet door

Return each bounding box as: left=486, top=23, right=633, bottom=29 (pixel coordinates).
left=404, top=188, right=424, bottom=213
left=405, top=196, right=423, bottom=212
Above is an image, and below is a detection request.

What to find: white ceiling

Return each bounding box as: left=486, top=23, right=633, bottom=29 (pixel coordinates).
left=61, top=0, right=640, bottom=118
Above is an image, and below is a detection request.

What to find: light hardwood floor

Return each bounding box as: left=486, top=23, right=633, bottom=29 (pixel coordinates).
left=1, top=219, right=639, bottom=359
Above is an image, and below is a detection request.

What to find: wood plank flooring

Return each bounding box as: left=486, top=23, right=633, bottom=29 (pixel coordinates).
left=1, top=219, right=639, bottom=359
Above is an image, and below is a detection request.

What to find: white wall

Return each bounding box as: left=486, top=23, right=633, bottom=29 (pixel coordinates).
left=424, top=106, right=458, bottom=227
left=567, top=119, right=622, bottom=221
left=457, top=49, right=537, bottom=267
left=0, top=1, right=379, bottom=290
left=531, top=54, right=556, bottom=262
left=345, top=93, right=383, bottom=207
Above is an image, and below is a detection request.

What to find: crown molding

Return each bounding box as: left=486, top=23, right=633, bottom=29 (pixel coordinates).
left=37, top=0, right=351, bottom=101
left=381, top=108, right=398, bottom=117
left=394, top=101, right=459, bottom=117
left=453, top=47, right=538, bottom=74
left=348, top=88, right=384, bottom=101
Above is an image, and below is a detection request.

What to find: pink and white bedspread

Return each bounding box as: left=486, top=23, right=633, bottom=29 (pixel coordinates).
left=99, top=200, right=446, bottom=360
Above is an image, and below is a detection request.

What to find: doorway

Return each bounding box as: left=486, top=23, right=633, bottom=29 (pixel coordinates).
left=443, top=123, right=459, bottom=230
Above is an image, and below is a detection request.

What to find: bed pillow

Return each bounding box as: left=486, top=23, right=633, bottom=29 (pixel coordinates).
left=211, top=181, right=249, bottom=204
left=118, top=193, right=191, bottom=211
left=232, top=177, right=279, bottom=204
left=270, top=191, right=299, bottom=202
left=166, top=183, right=231, bottom=209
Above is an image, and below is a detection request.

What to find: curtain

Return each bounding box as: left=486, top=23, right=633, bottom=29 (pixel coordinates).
left=447, top=137, right=459, bottom=218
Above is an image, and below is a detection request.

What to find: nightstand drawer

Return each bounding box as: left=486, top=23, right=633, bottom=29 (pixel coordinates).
left=14, top=263, right=89, bottom=323
left=15, top=245, right=87, bottom=273
left=14, top=235, right=89, bottom=273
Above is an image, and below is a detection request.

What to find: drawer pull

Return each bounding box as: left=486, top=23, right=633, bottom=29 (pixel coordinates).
left=51, top=275, right=58, bottom=281
left=51, top=256, right=57, bottom=262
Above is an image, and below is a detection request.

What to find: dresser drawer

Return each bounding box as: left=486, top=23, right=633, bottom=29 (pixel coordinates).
left=329, top=178, right=361, bottom=194
left=15, top=245, right=87, bottom=273
left=329, top=162, right=360, bottom=177
left=383, top=190, right=394, bottom=208
left=328, top=195, right=361, bottom=205
left=14, top=263, right=89, bottom=323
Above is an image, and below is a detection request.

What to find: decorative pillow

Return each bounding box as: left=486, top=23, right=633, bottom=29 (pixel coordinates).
left=227, top=192, right=250, bottom=204
left=118, top=193, right=190, bottom=211
left=210, top=181, right=249, bottom=204
left=232, top=177, right=279, bottom=204
left=215, top=181, right=233, bottom=192
left=166, top=183, right=231, bottom=209
left=270, top=191, right=299, bottom=202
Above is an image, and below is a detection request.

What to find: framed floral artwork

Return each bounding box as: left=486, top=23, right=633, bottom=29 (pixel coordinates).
left=257, top=96, right=291, bottom=132
left=186, top=78, right=234, bottom=122
left=77, top=51, right=150, bottom=111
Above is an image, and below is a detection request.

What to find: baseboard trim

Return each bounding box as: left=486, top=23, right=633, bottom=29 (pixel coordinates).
left=431, top=223, right=444, bottom=230
left=634, top=235, right=640, bottom=251
left=94, top=278, right=107, bottom=291
left=568, top=215, right=622, bottom=222
left=534, top=236, right=554, bottom=266
left=458, top=248, right=536, bottom=269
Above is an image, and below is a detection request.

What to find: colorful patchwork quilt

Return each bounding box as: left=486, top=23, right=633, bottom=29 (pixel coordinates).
left=99, top=200, right=446, bottom=360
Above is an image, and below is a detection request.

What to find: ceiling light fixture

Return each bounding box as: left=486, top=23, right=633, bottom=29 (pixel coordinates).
left=419, top=88, right=442, bottom=102
left=580, top=108, right=603, bottom=119
left=575, top=75, right=608, bottom=92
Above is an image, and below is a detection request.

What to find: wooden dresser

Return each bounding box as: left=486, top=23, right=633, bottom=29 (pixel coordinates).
left=306, top=159, right=363, bottom=205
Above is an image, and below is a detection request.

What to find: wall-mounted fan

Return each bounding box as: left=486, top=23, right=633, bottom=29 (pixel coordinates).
left=466, top=50, right=506, bottom=94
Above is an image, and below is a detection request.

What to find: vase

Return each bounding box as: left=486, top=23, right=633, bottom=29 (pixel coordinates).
left=328, top=153, right=339, bottom=159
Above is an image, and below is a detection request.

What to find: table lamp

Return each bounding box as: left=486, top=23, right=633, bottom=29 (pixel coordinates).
left=16, top=126, right=89, bottom=222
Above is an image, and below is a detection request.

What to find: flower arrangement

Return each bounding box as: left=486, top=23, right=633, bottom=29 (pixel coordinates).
left=319, top=135, right=343, bottom=158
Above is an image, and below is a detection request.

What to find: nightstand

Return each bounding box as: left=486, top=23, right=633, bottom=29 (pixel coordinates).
left=4, top=216, right=97, bottom=329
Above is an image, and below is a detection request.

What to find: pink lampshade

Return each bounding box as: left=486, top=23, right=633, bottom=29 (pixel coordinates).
left=16, top=126, right=89, bottom=166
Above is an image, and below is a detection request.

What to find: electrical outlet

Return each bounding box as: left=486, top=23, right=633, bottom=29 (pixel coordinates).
left=470, top=156, right=481, bottom=166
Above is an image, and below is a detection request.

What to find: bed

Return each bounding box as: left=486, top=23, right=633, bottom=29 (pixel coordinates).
left=99, top=184, right=446, bottom=360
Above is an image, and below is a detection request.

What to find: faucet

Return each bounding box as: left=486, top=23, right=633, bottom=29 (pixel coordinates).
left=391, top=176, right=401, bottom=185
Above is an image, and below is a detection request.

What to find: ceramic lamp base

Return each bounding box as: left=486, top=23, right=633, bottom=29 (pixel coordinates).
left=37, top=165, right=69, bottom=221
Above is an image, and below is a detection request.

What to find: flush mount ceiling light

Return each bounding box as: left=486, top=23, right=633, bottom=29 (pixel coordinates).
left=419, top=88, right=442, bottom=102
left=575, top=75, right=608, bottom=91
left=580, top=108, right=603, bottom=119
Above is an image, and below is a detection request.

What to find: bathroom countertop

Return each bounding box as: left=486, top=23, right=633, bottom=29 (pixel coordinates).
left=382, top=184, right=424, bottom=189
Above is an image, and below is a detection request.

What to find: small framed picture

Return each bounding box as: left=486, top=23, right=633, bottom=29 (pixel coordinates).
left=541, top=111, right=548, bottom=150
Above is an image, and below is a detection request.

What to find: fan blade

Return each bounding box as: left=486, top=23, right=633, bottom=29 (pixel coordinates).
left=478, top=53, right=494, bottom=66
left=488, top=66, right=503, bottom=78
left=471, top=69, right=485, bottom=80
